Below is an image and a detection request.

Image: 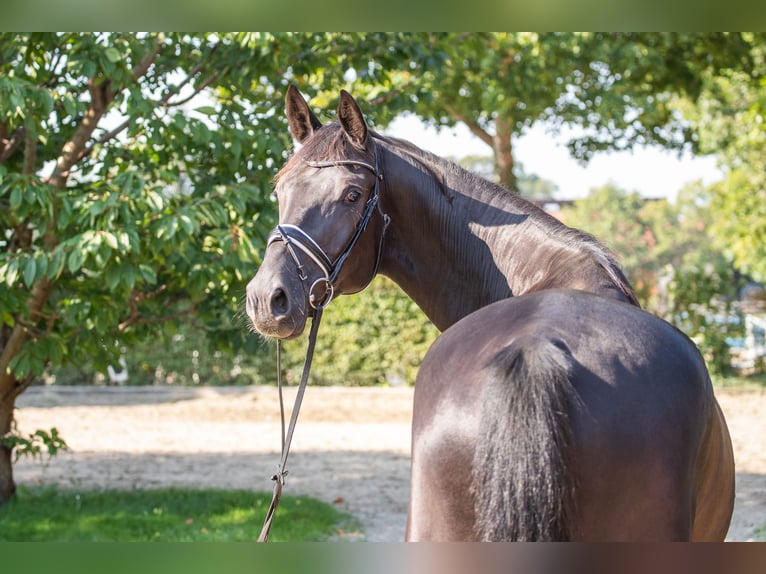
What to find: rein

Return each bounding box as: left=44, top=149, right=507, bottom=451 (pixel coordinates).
left=257, top=147, right=389, bottom=542
left=257, top=308, right=323, bottom=542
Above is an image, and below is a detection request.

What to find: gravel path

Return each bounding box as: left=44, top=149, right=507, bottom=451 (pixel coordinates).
left=12, top=385, right=766, bottom=541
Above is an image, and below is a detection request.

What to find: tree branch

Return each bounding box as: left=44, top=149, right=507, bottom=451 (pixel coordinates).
left=22, top=131, right=36, bottom=175
left=118, top=304, right=196, bottom=333
left=132, top=36, right=163, bottom=80
left=76, top=41, right=221, bottom=161
left=368, top=79, right=417, bottom=107
left=160, top=72, right=220, bottom=108
left=45, top=77, right=116, bottom=189
left=444, top=104, right=495, bottom=148
left=0, top=126, right=26, bottom=165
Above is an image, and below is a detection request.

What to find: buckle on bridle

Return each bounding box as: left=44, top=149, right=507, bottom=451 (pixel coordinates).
left=309, top=277, right=334, bottom=309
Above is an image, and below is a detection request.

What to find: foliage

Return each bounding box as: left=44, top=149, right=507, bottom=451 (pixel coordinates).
left=0, top=486, right=354, bottom=541
left=680, top=41, right=766, bottom=281
left=1, top=33, right=287, bottom=386
left=42, top=276, right=437, bottom=388
left=711, top=371, right=766, bottom=390
left=454, top=155, right=559, bottom=198
left=393, top=33, right=759, bottom=189
left=664, top=250, right=743, bottom=376
left=0, top=423, right=67, bottom=463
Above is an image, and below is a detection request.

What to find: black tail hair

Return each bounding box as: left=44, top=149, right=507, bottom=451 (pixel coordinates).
left=471, top=335, right=578, bottom=541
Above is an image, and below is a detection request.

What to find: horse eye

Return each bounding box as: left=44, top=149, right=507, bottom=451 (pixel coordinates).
left=345, top=189, right=362, bottom=203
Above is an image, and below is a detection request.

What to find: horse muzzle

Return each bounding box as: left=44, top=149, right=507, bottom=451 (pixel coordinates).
left=246, top=255, right=310, bottom=340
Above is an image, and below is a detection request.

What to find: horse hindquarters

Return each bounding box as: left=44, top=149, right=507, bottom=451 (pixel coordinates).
left=407, top=291, right=734, bottom=541
left=471, top=335, right=578, bottom=541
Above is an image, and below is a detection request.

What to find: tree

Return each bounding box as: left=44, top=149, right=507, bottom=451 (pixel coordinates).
left=678, top=37, right=766, bottom=281
left=398, top=33, right=757, bottom=190
left=0, top=32, right=424, bottom=505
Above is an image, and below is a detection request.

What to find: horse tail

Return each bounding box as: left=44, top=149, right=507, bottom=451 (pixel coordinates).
left=471, top=335, right=578, bottom=541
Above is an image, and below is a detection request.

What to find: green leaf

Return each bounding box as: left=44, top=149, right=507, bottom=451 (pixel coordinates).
left=195, top=105, right=217, bottom=116
left=3, top=260, right=19, bottom=286
left=67, top=250, right=84, bottom=275
left=231, top=138, right=242, bottom=161
left=23, top=258, right=36, bottom=287
left=139, top=264, right=157, bottom=284
left=104, top=266, right=121, bottom=290
left=35, top=254, right=48, bottom=280
left=8, top=352, right=30, bottom=380
left=47, top=251, right=63, bottom=279
left=146, top=190, right=164, bottom=212
left=123, top=264, right=136, bottom=289
left=102, top=231, right=119, bottom=250
left=1, top=310, right=15, bottom=327
left=178, top=214, right=194, bottom=235
left=104, top=47, right=121, bottom=63
left=10, top=185, right=22, bottom=211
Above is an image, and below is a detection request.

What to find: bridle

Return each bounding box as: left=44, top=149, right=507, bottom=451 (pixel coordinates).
left=266, top=146, right=390, bottom=310
left=257, top=143, right=390, bottom=542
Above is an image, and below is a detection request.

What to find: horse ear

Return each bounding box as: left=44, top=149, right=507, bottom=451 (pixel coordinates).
left=285, top=84, right=322, bottom=144
left=338, top=90, right=368, bottom=149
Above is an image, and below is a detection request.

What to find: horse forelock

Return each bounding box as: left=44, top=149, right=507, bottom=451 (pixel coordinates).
left=275, top=123, right=374, bottom=184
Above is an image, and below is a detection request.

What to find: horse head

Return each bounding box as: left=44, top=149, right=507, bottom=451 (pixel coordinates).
left=246, top=86, right=389, bottom=339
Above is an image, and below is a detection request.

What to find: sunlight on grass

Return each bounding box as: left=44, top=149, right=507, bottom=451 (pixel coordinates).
left=0, top=486, right=357, bottom=542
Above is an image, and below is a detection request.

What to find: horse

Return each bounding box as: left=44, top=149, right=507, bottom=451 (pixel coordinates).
left=246, top=86, right=735, bottom=541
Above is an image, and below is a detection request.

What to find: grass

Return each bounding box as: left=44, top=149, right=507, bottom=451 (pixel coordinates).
left=0, top=485, right=358, bottom=542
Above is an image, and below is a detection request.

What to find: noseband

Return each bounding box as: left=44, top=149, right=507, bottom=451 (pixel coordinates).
left=266, top=147, right=390, bottom=309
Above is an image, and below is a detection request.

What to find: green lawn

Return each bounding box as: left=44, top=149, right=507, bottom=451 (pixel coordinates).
left=0, top=486, right=358, bottom=542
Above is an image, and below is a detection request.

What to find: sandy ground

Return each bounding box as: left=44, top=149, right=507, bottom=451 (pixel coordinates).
left=12, top=384, right=766, bottom=542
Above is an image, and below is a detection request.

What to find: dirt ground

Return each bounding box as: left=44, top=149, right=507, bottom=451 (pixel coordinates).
left=12, top=384, right=766, bottom=541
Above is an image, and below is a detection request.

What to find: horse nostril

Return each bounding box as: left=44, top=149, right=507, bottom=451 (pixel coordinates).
left=270, top=288, right=290, bottom=316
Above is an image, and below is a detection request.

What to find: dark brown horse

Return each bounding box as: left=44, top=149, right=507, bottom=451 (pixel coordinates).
left=246, top=86, right=735, bottom=541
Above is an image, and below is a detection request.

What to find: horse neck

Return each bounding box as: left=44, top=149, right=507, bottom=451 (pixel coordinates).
left=375, top=140, right=636, bottom=331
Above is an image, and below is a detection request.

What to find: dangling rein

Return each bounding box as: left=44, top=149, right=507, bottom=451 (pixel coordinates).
left=257, top=309, right=323, bottom=542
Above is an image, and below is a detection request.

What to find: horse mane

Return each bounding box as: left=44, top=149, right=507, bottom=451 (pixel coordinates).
left=372, top=132, right=640, bottom=306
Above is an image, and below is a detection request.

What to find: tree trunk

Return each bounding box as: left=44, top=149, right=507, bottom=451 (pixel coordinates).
left=493, top=117, right=517, bottom=192
left=0, top=393, right=17, bottom=505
